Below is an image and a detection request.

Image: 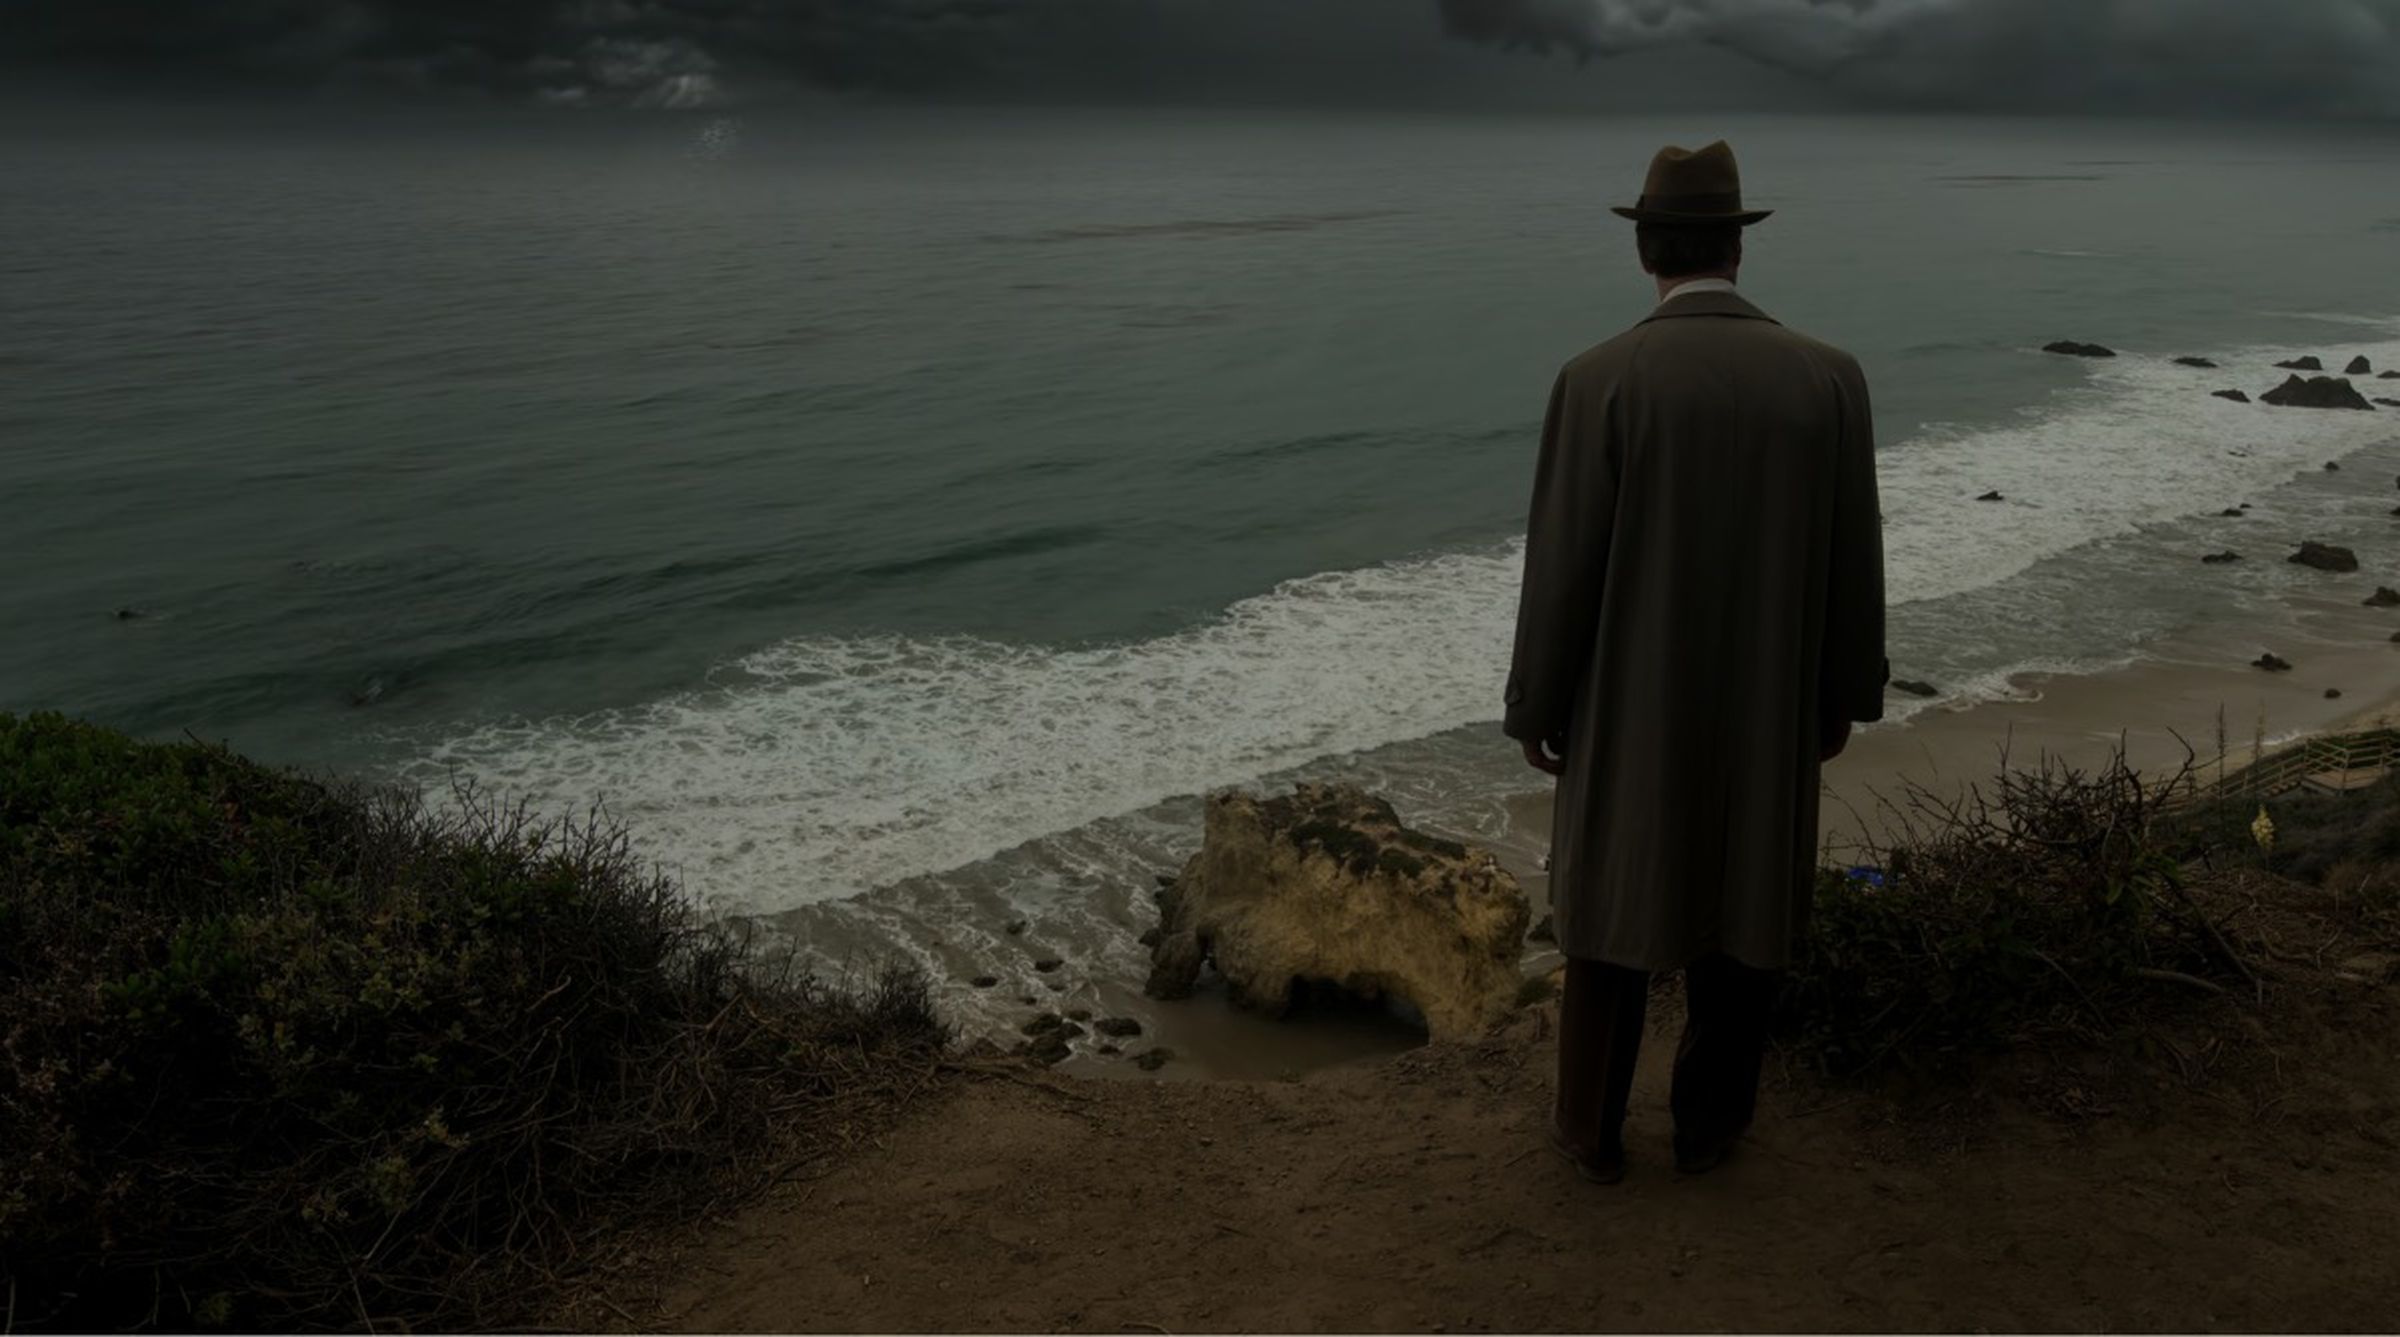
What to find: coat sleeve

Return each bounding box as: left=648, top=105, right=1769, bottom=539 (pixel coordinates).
left=1821, top=355, right=1889, bottom=725
left=1502, top=366, right=1615, bottom=744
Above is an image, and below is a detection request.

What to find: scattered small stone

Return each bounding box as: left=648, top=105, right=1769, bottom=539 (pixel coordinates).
left=1004, top=919, right=1027, bottom=936
left=1891, top=679, right=1941, bottom=697
left=2240, top=502, right=2252, bottom=509
left=2253, top=652, right=2294, bottom=672
left=970, top=975, right=999, bottom=988
left=1093, top=1016, right=1144, bottom=1038
left=1066, top=1007, right=1092, bottom=1022
left=2173, top=356, right=2218, bottom=368
left=2367, top=587, right=2400, bottom=608
left=1098, top=1044, right=1122, bottom=1056
left=1132, top=1047, right=1176, bottom=1071
left=2201, top=551, right=2242, bottom=564
left=1045, top=979, right=1066, bottom=992
left=1976, top=490, right=2003, bottom=502
left=2290, top=541, right=2360, bottom=573
left=2276, top=356, right=2325, bottom=371
left=2043, top=340, right=2115, bottom=358
left=1033, top=957, right=1064, bottom=973
left=2325, top=461, right=2342, bottom=472
left=2326, top=688, right=2344, bottom=699
left=2346, top=355, right=2373, bottom=375
left=2210, top=389, right=2251, bottom=402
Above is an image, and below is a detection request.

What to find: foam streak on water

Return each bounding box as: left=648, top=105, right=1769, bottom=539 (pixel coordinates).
left=412, top=322, right=2400, bottom=912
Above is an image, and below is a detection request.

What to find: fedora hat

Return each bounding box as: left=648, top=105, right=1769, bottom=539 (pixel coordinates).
left=1611, top=140, right=1772, bottom=226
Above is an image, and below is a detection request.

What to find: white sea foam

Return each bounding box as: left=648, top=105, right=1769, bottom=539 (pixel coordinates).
left=411, top=324, right=2400, bottom=912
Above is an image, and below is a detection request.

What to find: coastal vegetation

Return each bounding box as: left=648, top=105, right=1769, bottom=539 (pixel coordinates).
left=0, top=712, right=947, bottom=1332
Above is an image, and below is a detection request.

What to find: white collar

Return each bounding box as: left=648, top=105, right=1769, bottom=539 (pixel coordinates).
left=1656, top=277, right=1739, bottom=307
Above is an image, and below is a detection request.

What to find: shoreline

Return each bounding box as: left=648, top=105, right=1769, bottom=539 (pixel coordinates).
left=1113, top=584, right=2400, bottom=1082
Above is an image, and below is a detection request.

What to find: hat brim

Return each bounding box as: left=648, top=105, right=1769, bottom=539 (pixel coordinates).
left=1611, top=206, right=1773, bottom=226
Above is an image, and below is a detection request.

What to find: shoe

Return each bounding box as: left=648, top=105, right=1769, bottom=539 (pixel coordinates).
left=1671, top=1127, right=1744, bottom=1175
left=1546, top=1121, right=1627, bottom=1185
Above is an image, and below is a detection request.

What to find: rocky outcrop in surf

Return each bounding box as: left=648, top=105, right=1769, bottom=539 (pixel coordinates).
left=2276, top=356, right=2325, bottom=371
left=2291, top=541, right=2360, bottom=573
left=2174, top=356, right=2218, bottom=368
left=2346, top=356, right=2372, bottom=375
left=2211, top=389, right=2251, bottom=403
left=1143, top=784, right=1528, bottom=1039
left=2043, top=340, right=2114, bottom=358
left=2261, top=376, right=2374, bottom=410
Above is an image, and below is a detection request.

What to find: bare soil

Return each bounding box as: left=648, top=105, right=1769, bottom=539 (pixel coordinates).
left=626, top=878, right=2400, bottom=1334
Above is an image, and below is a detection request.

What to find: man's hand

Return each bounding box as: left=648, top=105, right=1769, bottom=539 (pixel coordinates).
left=1819, top=719, right=1853, bottom=763
left=1521, top=736, right=1567, bottom=776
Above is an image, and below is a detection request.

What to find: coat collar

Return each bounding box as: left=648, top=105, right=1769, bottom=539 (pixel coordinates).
left=1639, top=288, right=1779, bottom=326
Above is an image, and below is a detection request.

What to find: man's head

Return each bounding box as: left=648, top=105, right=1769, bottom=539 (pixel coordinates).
left=1635, top=223, right=1742, bottom=282
left=1613, top=140, right=1767, bottom=288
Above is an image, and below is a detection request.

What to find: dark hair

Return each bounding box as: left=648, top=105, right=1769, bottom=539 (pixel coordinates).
left=1635, top=223, right=1743, bottom=280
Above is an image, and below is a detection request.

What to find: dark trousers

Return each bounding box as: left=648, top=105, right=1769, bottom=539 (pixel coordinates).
left=1553, top=952, right=1778, bottom=1155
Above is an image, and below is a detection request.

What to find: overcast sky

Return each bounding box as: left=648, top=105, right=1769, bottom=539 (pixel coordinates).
left=8, top=0, right=2397, bottom=118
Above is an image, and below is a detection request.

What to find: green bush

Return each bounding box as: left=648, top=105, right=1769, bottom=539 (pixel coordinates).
left=0, top=712, right=948, bottom=1331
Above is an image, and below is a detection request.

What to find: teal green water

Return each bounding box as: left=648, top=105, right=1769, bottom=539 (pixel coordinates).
left=6, top=110, right=2399, bottom=967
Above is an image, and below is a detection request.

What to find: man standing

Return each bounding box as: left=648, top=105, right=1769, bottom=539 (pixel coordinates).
left=1503, top=141, right=1887, bottom=1184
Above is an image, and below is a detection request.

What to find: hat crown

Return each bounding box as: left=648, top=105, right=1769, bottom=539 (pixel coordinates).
left=1639, top=140, right=1743, bottom=209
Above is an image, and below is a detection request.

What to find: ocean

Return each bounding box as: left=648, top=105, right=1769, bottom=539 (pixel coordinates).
left=7, top=106, right=2399, bottom=1046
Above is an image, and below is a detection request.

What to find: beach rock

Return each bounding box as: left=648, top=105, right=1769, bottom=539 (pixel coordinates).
left=2241, top=502, right=2253, bottom=509
left=971, top=974, right=999, bottom=988
left=1066, top=1007, right=1092, bottom=1022
left=1098, top=1043, right=1122, bottom=1056
left=1033, top=956, right=1065, bottom=973
left=1142, top=783, right=1529, bottom=1039
left=2327, top=461, right=2343, bottom=472
left=2327, top=689, right=2345, bottom=700
left=1093, top=1016, right=1143, bottom=1038
left=2217, top=508, right=2245, bottom=518
left=2383, top=371, right=2400, bottom=379
left=2376, top=398, right=2400, bottom=409
left=1891, top=679, right=1941, bottom=698
left=1529, top=913, right=1556, bottom=944
left=2201, top=551, right=2242, bottom=564
left=2043, top=340, right=2115, bottom=358
left=2276, top=356, right=2324, bottom=371
left=2391, top=506, right=2400, bottom=517
left=2392, top=630, right=2400, bottom=643
left=112, top=606, right=144, bottom=620
left=1976, top=490, right=2004, bottom=502
left=2367, top=587, right=2400, bottom=608
left=2174, top=356, right=2218, bottom=368
left=2260, top=375, right=2374, bottom=410
left=1020, top=1013, right=1081, bottom=1039
left=2291, top=541, right=2360, bottom=573
left=2346, top=356, right=2373, bottom=375
left=1005, top=919, right=1027, bottom=936
left=1133, top=1047, right=1175, bottom=1072
left=2253, top=653, right=2294, bottom=672
left=2211, top=389, right=2251, bottom=402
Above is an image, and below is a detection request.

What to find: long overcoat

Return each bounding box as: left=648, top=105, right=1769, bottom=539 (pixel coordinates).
left=1502, top=287, right=1887, bottom=971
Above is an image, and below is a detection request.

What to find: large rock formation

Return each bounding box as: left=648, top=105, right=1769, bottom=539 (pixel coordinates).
left=2261, top=375, right=2374, bottom=410
left=2043, top=340, right=2114, bottom=358
left=1144, top=784, right=1528, bottom=1039
left=2291, top=541, right=2360, bottom=573
left=2276, top=356, right=2325, bottom=371
left=2347, top=356, right=2373, bottom=375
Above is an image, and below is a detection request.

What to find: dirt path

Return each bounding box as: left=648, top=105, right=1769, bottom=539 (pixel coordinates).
left=649, top=952, right=2400, bottom=1334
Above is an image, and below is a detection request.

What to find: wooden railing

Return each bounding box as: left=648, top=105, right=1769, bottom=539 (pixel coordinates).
left=2157, top=726, right=2400, bottom=811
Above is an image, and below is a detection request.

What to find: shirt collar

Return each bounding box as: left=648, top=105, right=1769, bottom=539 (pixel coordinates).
left=1655, top=276, right=1739, bottom=307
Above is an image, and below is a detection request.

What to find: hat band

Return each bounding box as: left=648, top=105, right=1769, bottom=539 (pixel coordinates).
left=1635, top=191, right=1745, bottom=214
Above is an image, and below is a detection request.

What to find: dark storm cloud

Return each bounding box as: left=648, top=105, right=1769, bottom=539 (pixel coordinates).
left=7, top=0, right=2397, bottom=116
left=1439, top=0, right=2400, bottom=117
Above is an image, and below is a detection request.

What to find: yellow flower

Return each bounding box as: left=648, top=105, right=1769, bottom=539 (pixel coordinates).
left=2251, top=804, right=2276, bottom=852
